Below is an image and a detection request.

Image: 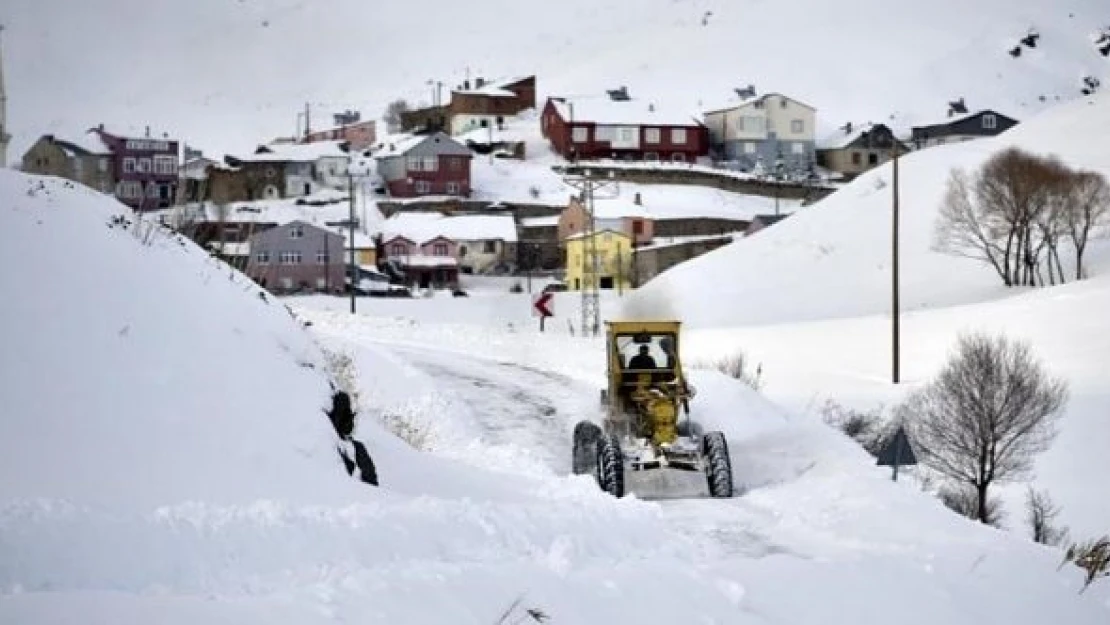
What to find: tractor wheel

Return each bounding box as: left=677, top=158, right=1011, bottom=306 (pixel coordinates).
left=702, top=431, right=734, bottom=498
left=595, top=434, right=625, bottom=497
left=572, top=420, right=603, bottom=475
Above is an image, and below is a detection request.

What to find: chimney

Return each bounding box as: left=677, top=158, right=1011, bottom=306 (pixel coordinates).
left=464, top=80, right=471, bottom=90
left=475, top=77, right=486, bottom=88
left=633, top=192, right=642, bottom=205
left=145, top=125, right=151, bottom=138
left=98, top=123, right=105, bottom=132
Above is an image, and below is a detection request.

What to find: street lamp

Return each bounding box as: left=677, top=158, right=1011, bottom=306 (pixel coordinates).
left=345, top=149, right=375, bottom=314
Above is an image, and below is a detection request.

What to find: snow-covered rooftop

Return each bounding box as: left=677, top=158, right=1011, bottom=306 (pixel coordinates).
left=230, top=141, right=349, bottom=164
left=702, top=91, right=817, bottom=115
left=56, top=131, right=111, bottom=156
left=589, top=197, right=652, bottom=219
left=551, top=96, right=702, bottom=127
left=452, top=76, right=530, bottom=98
left=382, top=212, right=518, bottom=244
left=817, top=122, right=876, bottom=150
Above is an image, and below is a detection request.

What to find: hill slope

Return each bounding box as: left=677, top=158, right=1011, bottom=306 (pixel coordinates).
left=627, top=91, right=1110, bottom=328
left=5, top=0, right=1109, bottom=157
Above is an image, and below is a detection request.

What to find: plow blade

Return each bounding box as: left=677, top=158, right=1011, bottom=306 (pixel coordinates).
left=623, top=466, right=710, bottom=500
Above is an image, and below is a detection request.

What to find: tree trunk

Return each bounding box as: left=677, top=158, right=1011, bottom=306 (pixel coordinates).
left=976, top=482, right=990, bottom=524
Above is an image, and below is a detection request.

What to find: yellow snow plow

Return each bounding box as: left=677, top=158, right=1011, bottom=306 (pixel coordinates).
left=571, top=320, right=734, bottom=499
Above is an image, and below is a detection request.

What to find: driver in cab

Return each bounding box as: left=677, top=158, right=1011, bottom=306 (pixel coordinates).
left=628, top=344, right=658, bottom=369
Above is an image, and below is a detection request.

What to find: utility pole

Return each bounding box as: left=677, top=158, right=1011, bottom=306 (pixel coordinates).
left=891, top=139, right=902, bottom=384
left=304, top=102, right=311, bottom=140
left=348, top=171, right=357, bottom=314
left=562, top=169, right=619, bottom=337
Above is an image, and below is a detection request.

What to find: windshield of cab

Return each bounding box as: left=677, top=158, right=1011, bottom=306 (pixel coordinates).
left=615, top=333, right=677, bottom=371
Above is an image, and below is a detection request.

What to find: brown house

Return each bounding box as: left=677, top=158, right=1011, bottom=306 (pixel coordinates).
left=21, top=133, right=114, bottom=194
left=558, top=195, right=654, bottom=247
left=401, top=75, right=536, bottom=134
left=541, top=93, right=709, bottom=163
left=816, top=122, right=910, bottom=179
left=305, top=119, right=377, bottom=150
left=373, top=132, right=473, bottom=198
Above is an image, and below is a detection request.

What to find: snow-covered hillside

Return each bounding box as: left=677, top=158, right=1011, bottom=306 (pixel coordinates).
left=3, top=169, right=1108, bottom=622
left=628, top=91, right=1110, bottom=328
left=6, top=0, right=1109, bottom=157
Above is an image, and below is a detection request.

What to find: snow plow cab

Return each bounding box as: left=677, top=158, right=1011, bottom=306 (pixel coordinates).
left=571, top=320, right=734, bottom=499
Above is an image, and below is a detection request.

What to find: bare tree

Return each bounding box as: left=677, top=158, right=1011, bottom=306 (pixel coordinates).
left=1026, top=487, right=1070, bottom=546
left=1061, top=170, right=1110, bottom=280
left=1061, top=536, right=1110, bottom=594
left=935, top=168, right=1012, bottom=285
left=896, top=332, right=1068, bottom=524
left=383, top=99, right=410, bottom=133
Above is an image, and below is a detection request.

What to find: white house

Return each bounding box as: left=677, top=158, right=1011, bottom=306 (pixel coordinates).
left=703, top=91, right=817, bottom=174
left=232, top=141, right=351, bottom=197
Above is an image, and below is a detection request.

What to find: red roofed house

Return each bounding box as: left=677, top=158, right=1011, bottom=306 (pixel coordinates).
left=541, top=90, right=709, bottom=163
left=380, top=233, right=459, bottom=289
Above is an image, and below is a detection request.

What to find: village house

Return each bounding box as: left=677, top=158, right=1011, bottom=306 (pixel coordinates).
left=22, top=125, right=180, bottom=210
left=558, top=195, right=654, bottom=245
left=816, top=122, right=910, bottom=179
left=379, top=233, right=459, bottom=290
left=541, top=91, right=709, bottom=163
left=400, top=75, right=536, bottom=135
left=179, top=150, right=220, bottom=203
left=21, top=132, right=115, bottom=195
left=381, top=212, right=518, bottom=275
left=703, top=91, right=817, bottom=175
left=373, top=132, right=473, bottom=198
left=220, top=141, right=350, bottom=202
left=910, top=109, right=1018, bottom=149
left=633, top=234, right=735, bottom=286
left=304, top=112, right=377, bottom=150
left=564, top=229, right=634, bottom=292
left=245, top=220, right=346, bottom=294
left=518, top=215, right=564, bottom=271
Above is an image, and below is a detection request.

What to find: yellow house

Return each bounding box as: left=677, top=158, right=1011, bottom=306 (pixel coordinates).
left=564, top=229, right=634, bottom=291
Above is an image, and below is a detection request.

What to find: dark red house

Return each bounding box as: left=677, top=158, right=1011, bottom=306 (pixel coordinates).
left=373, top=132, right=473, bottom=198
left=541, top=95, right=708, bottom=163
left=90, top=124, right=180, bottom=210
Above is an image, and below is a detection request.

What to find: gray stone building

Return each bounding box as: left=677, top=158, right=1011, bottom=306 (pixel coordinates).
left=21, top=134, right=115, bottom=194
left=245, top=220, right=345, bottom=294
left=703, top=92, right=817, bottom=175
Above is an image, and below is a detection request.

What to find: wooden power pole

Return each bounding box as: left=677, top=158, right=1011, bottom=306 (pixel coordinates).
left=891, top=143, right=902, bottom=384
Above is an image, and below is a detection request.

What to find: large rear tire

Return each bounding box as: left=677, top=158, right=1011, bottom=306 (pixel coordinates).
left=596, top=435, right=625, bottom=497
left=572, top=421, right=603, bottom=475
left=702, top=431, right=734, bottom=498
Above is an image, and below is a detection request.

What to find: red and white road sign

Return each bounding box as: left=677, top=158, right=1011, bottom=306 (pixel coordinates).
left=532, top=292, right=555, bottom=318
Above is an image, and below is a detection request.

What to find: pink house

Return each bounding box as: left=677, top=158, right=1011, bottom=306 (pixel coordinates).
left=381, top=234, right=459, bottom=289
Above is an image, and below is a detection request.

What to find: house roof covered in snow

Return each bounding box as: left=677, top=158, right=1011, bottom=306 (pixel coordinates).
left=382, top=213, right=518, bottom=244
left=550, top=96, right=703, bottom=128
left=817, top=122, right=875, bottom=150
left=703, top=91, right=817, bottom=115
left=372, top=132, right=471, bottom=158
left=452, top=75, right=531, bottom=98
left=51, top=132, right=112, bottom=156
left=231, top=140, right=349, bottom=163
left=583, top=197, right=653, bottom=219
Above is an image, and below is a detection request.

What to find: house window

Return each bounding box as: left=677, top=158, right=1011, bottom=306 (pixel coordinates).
left=446, top=181, right=460, bottom=194
left=422, top=156, right=438, bottom=171
left=644, top=128, right=661, bottom=144
left=671, top=128, right=688, bottom=144
left=407, top=156, right=422, bottom=171
left=791, top=142, right=804, bottom=155
left=316, top=277, right=328, bottom=290
left=391, top=244, right=407, bottom=256
left=415, top=180, right=432, bottom=194
left=572, top=127, right=588, bottom=143
left=137, top=158, right=152, bottom=173
left=316, top=251, right=330, bottom=264
left=459, top=244, right=468, bottom=256
left=594, top=126, right=615, bottom=142
left=791, top=119, right=805, bottom=134
left=433, top=243, right=449, bottom=256
left=146, top=182, right=159, bottom=198
left=154, top=155, right=176, bottom=174
left=983, top=114, right=997, bottom=130
left=780, top=97, right=788, bottom=108
left=123, top=157, right=136, bottom=173
left=851, top=152, right=862, bottom=165
left=256, top=252, right=270, bottom=264
left=279, top=251, right=303, bottom=265
left=632, top=220, right=644, bottom=235
left=280, top=277, right=294, bottom=290
left=289, top=226, right=304, bottom=239
left=868, top=152, right=879, bottom=165
left=483, top=240, right=496, bottom=253
left=99, top=158, right=109, bottom=172
left=744, top=142, right=757, bottom=154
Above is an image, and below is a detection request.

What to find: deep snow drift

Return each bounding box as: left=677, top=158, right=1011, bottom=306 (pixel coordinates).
left=6, top=0, right=1109, bottom=157
left=628, top=91, right=1110, bottom=328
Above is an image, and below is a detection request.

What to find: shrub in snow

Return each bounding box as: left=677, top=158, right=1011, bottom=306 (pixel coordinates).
left=1061, top=536, right=1110, bottom=594
left=693, top=350, right=763, bottom=391
left=1026, top=487, right=1070, bottom=547
left=509, top=282, right=524, bottom=293
left=939, top=482, right=1006, bottom=528
left=819, top=399, right=892, bottom=457
left=379, top=410, right=435, bottom=452
left=494, top=595, right=550, bottom=624
left=896, top=332, right=1067, bottom=525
